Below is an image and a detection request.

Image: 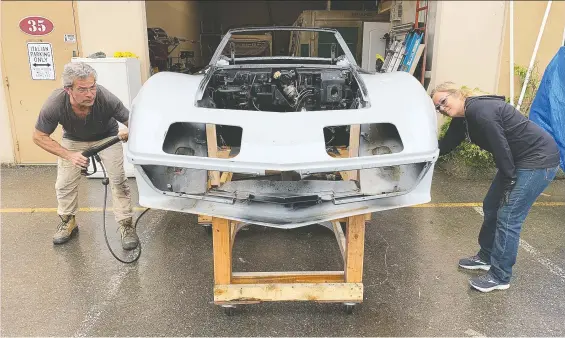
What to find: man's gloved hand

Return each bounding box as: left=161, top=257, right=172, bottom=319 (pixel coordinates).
left=500, top=177, right=517, bottom=206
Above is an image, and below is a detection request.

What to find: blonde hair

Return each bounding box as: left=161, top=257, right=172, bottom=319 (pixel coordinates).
left=430, top=81, right=489, bottom=99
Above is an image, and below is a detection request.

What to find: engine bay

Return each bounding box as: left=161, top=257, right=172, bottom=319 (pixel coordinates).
left=197, top=67, right=365, bottom=112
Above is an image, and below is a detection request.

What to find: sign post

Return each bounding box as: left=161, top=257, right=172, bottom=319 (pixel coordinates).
left=27, top=42, right=55, bottom=80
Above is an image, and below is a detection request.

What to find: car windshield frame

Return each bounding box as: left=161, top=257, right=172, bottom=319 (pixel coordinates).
left=208, top=26, right=358, bottom=67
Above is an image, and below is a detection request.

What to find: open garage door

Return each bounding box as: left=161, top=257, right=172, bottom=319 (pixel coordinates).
left=143, top=1, right=388, bottom=75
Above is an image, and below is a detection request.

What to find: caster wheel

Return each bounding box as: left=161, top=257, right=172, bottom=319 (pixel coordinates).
left=343, top=303, right=355, bottom=315
left=222, top=306, right=235, bottom=316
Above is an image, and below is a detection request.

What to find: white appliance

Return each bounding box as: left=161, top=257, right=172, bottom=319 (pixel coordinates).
left=361, top=22, right=390, bottom=73
left=70, top=57, right=142, bottom=178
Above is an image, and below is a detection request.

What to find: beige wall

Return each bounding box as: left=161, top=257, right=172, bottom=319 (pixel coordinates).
left=76, top=1, right=150, bottom=82
left=0, top=3, right=15, bottom=164
left=1, top=1, right=80, bottom=164
left=497, top=1, right=565, bottom=99
left=145, top=0, right=202, bottom=66
left=429, top=1, right=507, bottom=94
left=1, top=52, right=15, bottom=164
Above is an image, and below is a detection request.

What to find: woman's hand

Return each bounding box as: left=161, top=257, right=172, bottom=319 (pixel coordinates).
left=500, top=178, right=517, bottom=206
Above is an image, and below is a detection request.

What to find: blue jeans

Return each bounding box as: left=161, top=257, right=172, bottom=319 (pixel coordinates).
left=477, top=166, right=559, bottom=283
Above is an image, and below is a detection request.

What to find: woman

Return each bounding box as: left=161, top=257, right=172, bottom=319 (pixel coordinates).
left=432, top=82, right=560, bottom=293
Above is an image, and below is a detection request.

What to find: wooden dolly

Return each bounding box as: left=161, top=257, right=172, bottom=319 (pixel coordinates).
left=198, top=124, right=369, bottom=315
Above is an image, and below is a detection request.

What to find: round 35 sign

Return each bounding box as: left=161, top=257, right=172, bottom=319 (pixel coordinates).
left=19, top=16, right=54, bottom=36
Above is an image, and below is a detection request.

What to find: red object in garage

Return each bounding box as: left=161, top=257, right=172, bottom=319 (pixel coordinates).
left=19, top=16, right=54, bottom=36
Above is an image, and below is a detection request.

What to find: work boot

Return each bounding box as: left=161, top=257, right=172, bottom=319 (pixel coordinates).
left=118, top=217, right=139, bottom=250
left=53, top=214, right=78, bottom=244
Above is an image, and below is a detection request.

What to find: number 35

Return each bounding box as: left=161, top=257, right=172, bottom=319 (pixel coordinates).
left=27, top=19, right=46, bottom=32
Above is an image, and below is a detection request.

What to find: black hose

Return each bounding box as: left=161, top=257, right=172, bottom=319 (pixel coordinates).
left=98, top=156, right=148, bottom=264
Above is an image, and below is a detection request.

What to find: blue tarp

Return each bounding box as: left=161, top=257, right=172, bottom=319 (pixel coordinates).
left=529, top=46, right=565, bottom=171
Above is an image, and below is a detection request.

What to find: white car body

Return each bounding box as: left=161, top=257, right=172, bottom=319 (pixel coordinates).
left=127, top=27, right=439, bottom=228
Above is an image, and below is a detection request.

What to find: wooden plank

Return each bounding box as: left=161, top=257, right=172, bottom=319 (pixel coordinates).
left=325, top=147, right=352, bottom=180
left=212, top=217, right=231, bottom=285
left=206, top=124, right=221, bottom=186
left=220, top=172, right=233, bottom=184
left=409, top=44, right=425, bottom=75
left=230, top=221, right=237, bottom=252
left=230, top=221, right=248, bottom=251
left=335, top=214, right=369, bottom=223
left=347, top=124, right=361, bottom=181
left=231, top=271, right=344, bottom=284
left=217, top=148, right=231, bottom=159
left=345, top=214, right=366, bottom=283
left=331, top=220, right=346, bottom=262
left=198, top=215, right=212, bottom=224
left=214, top=282, right=363, bottom=304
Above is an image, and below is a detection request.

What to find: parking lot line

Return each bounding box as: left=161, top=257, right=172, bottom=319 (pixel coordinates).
left=0, top=202, right=563, bottom=213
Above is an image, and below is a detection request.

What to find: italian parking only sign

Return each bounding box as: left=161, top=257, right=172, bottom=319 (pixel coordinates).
left=27, top=42, right=55, bottom=80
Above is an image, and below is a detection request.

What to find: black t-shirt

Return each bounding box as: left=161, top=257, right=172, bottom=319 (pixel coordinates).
left=35, top=85, right=129, bottom=142
left=439, top=95, right=560, bottom=179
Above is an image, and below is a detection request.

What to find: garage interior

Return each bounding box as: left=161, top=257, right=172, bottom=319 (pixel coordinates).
left=143, top=1, right=432, bottom=81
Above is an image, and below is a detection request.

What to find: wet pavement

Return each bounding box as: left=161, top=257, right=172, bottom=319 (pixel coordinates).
left=1, top=166, right=565, bottom=337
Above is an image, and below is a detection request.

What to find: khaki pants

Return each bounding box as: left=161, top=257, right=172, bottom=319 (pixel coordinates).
left=56, top=136, right=133, bottom=223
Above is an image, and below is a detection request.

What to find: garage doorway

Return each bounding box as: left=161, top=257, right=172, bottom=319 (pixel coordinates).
left=143, top=1, right=386, bottom=74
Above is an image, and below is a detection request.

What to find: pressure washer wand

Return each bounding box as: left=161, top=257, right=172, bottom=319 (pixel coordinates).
left=80, top=136, right=122, bottom=176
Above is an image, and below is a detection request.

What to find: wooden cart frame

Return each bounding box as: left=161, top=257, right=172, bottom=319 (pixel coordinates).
left=199, top=123, right=369, bottom=315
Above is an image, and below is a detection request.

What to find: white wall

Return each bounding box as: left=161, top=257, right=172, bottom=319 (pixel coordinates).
left=429, top=0, right=506, bottom=93
left=76, top=1, right=151, bottom=82
left=497, top=1, right=565, bottom=98
left=0, top=49, right=15, bottom=164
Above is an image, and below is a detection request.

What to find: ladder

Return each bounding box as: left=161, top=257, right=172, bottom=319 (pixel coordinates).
left=380, top=29, right=422, bottom=74
left=380, top=0, right=429, bottom=85
left=381, top=40, right=404, bottom=73
left=399, top=30, right=423, bottom=72
left=414, top=0, right=429, bottom=84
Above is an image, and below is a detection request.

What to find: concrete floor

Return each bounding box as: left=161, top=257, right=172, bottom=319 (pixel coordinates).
left=1, top=166, right=565, bottom=337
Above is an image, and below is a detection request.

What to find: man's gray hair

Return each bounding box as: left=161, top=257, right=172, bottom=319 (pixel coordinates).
left=62, top=62, right=97, bottom=88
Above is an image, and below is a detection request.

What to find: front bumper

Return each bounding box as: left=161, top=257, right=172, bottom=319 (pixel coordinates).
left=132, top=160, right=436, bottom=228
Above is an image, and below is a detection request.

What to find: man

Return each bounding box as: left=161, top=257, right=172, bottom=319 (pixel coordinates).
left=33, top=61, right=139, bottom=250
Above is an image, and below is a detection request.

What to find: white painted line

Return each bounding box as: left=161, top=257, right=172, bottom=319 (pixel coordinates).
left=465, top=328, right=487, bottom=337
left=518, top=240, right=565, bottom=281
left=74, top=267, right=132, bottom=337
left=471, top=207, right=565, bottom=282
left=472, top=206, right=484, bottom=216
left=74, top=211, right=160, bottom=337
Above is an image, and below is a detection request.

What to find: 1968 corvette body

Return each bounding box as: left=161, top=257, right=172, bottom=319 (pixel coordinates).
left=126, top=27, right=439, bottom=228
